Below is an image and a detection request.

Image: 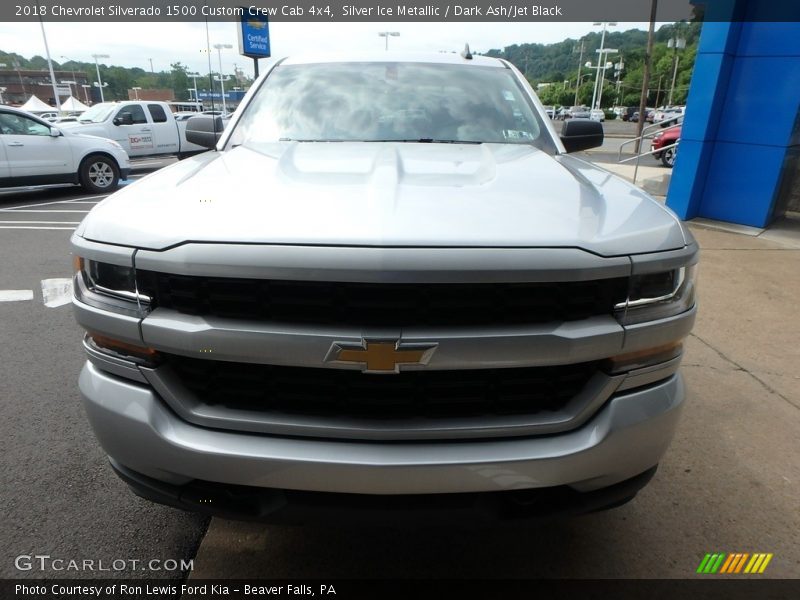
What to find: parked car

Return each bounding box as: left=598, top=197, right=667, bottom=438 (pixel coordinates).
left=590, top=109, right=605, bottom=122
left=569, top=106, right=591, bottom=119
left=71, top=52, right=697, bottom=523
left=652, top=126, right=681, bottom=167
left=630, top=108, right=656, bottom=123
left=0, top=105, right=130, bottom=193
left=658, top=107, right=685, bottom=127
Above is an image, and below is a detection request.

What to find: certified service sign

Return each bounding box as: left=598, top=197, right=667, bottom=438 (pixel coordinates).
left=238, top=11, right=270, bottom=59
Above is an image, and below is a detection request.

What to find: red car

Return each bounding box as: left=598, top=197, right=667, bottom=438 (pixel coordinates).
left=651, top=126, right=680, bottom=167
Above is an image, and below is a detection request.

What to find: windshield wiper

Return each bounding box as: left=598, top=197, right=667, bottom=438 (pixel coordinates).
left=365, top=139, right=483, bottom=144
left=277, top=138, right=483, bottom=144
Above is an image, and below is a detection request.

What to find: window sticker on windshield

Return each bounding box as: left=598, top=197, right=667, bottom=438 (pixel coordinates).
left=503, top=130, right=534, bottom=140
left=502, top=90, right=515, bottom=101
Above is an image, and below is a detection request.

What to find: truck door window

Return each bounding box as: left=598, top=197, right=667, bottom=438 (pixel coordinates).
left=118, top=105, right=147, bottom=125
left=147, top=104, right=168, bottom=123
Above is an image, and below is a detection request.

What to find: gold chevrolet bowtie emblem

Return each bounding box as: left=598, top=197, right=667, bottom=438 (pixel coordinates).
left=326, top=340, right=438, bottom=374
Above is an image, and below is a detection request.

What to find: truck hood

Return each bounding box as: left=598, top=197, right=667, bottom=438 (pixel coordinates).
left=79, top=142, right=686, bottom=256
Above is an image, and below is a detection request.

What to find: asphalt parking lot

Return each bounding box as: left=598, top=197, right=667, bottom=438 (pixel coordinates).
left=1, top=149, right=798, bottom=584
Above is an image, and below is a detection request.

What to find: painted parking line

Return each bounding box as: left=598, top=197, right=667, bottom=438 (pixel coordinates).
left=0, top=226, right=76, bottom=230
left=0, top=195, right=106, bottom=210
left=0, top=210, right=90, bottom=213
left=42, top=279, right=73, bottom=308
left=0, top=221, right=81, bottom=224
left=0, top=290, right=34, bottom=302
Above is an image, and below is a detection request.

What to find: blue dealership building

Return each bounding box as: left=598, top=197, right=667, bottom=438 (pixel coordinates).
left=666, top=0, right=800, bottom=227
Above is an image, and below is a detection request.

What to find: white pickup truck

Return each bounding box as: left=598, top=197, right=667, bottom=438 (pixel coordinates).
left=60, top=101, right=209, bottom=159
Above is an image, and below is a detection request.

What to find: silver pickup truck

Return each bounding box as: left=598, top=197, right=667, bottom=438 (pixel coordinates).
left=71, top=52, right=697, bottom=522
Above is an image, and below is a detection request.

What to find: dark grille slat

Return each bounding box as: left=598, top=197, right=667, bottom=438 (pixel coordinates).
left=167, top=356, right=598, bottom=422
left=138, top=272, right=628, bottom=327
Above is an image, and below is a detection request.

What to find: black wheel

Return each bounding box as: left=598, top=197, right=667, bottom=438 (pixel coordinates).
left=661, top=146, right=676, bottom=168
left=79, top=155, right=120, bottom=193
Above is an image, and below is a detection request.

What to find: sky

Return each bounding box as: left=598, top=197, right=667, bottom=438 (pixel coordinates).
left=0, top=21, right=657, bottom=78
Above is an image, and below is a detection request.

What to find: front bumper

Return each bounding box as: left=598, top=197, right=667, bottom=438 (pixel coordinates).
left=80, top=361, right=685, bottom=497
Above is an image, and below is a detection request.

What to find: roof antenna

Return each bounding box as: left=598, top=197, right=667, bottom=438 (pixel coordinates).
left=461, top=44, right=473, bottom=60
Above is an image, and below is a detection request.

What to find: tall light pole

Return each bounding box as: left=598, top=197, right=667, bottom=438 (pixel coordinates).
left=596, top=52, right=617, bottom=109
left=91, top=53, right=110, bottom=102
left=188, top=72, right=201, bottom=102
left=12, top=60, right=27, bottom=98
left=61, top=80, right=76, bottom=99
left=60, top=56, right=77, bottom=83
left=573, top=39, right=585, bottom=107
left=212, top=44, right=232, bottom=114
left=614, top=57, right=625, bottom=106
left=378, top=31, right=400, bottom=50
left=38, top=15, right=61, bottom=112
left=589, top=21, right=616, bottom=111
left=667, top=35, right=686, bottom=106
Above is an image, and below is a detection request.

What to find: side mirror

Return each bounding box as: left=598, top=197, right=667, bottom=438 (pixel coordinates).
left=113, top=113, right=134, bottom=126
left=560, top=119, right=604, bottom=153
left=49, top=127, right=61, bottom=137
left=185, top=115, right=224, bottom=149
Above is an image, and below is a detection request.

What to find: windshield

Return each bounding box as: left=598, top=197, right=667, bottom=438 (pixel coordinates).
left=78, top=104, right=116, bottom=123
left=229, top=62, right=552, bottom=148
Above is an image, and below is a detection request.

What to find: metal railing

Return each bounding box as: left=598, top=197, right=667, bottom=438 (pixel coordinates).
left=618, top=120, right=682, bottom=184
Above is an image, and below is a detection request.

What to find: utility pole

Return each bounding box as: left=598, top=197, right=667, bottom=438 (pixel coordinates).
left=636, top=0, right=658, bottom=153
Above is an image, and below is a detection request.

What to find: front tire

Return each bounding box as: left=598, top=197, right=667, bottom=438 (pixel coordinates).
left=79, top=155, right=120, bottom=193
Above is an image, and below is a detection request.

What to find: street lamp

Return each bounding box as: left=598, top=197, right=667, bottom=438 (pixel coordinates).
left=60, top=56, right=78, bottom=84
left=614, top=58, right=625, bottom=106
left=572, top=39, right=585, bottom=106
left=61, top=80, right=76, bottom=98
left=589, top=22, right=617, bottom=110
left=214, top=75, right=231, bottom=113
left=93, top=81, right=109, bottom=103
left=132, top=86, right=142, bottom=100
left=667, top=35, right=687, bottom=106
left=212, top=44, right=233, bottom=114
left=187, top=72, right=201, bottom=102
left=91, top=53, right=110, bottom=102
left=378, top=31, right=400, bottom=50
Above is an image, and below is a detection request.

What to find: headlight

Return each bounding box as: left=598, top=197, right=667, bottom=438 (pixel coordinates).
left=73, top=256, right=150, bottom=315
left=615, top=264, right=697, bottom=325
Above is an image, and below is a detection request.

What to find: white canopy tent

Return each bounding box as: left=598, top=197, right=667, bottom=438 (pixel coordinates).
left=20, top=95, right=54, bottom=113
left=60, top=96, right=89, bottom=113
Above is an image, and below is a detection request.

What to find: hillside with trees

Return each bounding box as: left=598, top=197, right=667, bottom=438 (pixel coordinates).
left=484, top=21, right=702, bottom=108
